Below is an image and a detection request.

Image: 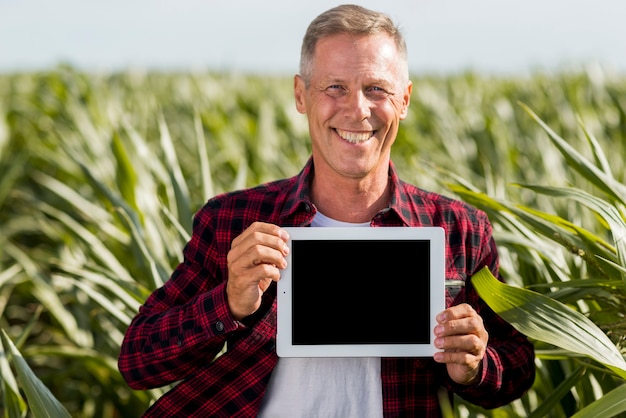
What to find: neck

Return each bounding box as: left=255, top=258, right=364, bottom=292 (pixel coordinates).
left=311, top=168, right=391, bottom=224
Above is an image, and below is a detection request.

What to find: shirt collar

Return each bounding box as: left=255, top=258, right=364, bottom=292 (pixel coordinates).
left=280, top=157, right=411, bottom=226
left=279, top=157, right=316, bottom=223
left=385, top=161, right=412, bottom=226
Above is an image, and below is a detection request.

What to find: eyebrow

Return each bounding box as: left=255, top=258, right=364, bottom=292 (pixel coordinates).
left=319, top=75, right=395, bottom=88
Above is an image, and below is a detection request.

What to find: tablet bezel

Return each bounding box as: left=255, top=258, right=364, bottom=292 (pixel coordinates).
left=276, top=226, right=445, bottom=358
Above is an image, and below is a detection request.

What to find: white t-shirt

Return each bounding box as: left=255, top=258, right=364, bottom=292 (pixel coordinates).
left=257, top=212, right=383, bottom=418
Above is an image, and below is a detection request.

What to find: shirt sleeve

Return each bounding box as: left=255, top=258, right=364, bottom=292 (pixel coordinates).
left=118, top=206, right=244, bottom=390
left=444, top=223, right=536, bottom=408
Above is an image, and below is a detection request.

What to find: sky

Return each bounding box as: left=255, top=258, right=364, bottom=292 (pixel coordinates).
left=1, top=0, right=625, bottom=76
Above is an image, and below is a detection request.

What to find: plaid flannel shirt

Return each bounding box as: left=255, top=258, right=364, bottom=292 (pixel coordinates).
left=118, top=157, right=535, bottom=417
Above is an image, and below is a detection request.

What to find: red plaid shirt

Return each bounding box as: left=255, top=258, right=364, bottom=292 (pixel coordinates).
left=119, top=157, right=535, bottom=417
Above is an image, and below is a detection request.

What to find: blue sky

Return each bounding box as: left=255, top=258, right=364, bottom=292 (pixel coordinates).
left=1, top=0, right=625, bottom=76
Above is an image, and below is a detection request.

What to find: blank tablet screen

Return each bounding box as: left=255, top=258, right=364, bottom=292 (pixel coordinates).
left=291, top=239, right=430, bottom=345
left=276, top=226, right=445, bottom=358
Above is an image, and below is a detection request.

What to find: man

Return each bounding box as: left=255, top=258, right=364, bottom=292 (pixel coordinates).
left=118, top=4, right=535, bottom=417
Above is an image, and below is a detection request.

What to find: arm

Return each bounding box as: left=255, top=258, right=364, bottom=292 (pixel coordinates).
left=118, top=220, right=289, bottom=390
left=118, top=259, right=241, bottom=390
left=435, top=227, right=535, bottom=407
left=435, top=295, right=535, bottom=408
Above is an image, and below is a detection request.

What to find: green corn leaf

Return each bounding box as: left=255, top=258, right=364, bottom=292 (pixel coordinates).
left=448, top=184, right=622, bottom=280
left=570, top=383, right=626, bottom=418
left=471, top=267, right=626, bottom=379
left=516, top=183, right=626, bottom=285
left=0, top=263, right=22, bottom=291
left=527, top=365, right=586, bottom=418
left=63, top=275, right=134, bottom=325
left=115, top=207, right=167, bottom=290
left=111, top=129, right=139, bottom=214
left=195, top=112, right=214, bottom=200
left=159, top=114, right=193, bottom=231
left=578, top=115, right=613, bottom=176
left=32, top=171, right=128, bottom=243
left=0, top=330, right=28, bottom=417
left=5, top=243, right=93, bottom=348
left=518, top=101, right=626, bottom=206
left=1, top=330, right=72, bottom=418
left=57, top=262, right=144, bottom=309
left=76, top=158, right=144, bottom=233
left=35, top=201, right=135, bottom=284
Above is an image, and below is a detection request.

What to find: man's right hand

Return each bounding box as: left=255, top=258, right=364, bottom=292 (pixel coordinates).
left=226, top=222, right=290, bottom=320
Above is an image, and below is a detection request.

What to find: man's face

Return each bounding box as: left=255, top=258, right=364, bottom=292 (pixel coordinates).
left=294, top=33, right=412, bottom=181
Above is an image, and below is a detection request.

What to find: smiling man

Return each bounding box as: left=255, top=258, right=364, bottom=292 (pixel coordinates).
left=118, top=5, right=536, bottom=417
left=294, top=31, right=411, bottom=224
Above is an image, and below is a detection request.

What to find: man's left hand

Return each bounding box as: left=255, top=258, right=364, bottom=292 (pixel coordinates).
left=433, top=303, right=488, bottom=385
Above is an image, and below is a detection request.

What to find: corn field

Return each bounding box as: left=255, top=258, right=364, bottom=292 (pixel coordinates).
left=0, top=64, right=625, bottom=417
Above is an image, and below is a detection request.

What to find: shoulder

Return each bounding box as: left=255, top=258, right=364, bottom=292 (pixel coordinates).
left=399, top=180, right=491, bottom=230
left=191, top=176, right=300, bottom=233
left=205, top=176, right=296, bottom=209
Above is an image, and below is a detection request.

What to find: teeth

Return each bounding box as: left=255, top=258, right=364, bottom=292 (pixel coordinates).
left=336, top=129, right=373, bottom=144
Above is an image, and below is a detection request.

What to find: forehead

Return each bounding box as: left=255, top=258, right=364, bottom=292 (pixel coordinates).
left=311, top=33, right=405, bottom=83
left=314, top=33, right=400, bottom=63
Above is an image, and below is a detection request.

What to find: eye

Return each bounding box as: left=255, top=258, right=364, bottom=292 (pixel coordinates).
left=366, top=86, right=389, bottom=99
left=325, top=84, right=346, bottom=97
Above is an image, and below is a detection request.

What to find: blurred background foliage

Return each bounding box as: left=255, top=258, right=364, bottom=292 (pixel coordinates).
left=0, top=65, right=624, bottom=417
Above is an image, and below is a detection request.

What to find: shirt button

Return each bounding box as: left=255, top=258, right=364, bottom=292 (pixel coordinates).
left=214, top=321, right=225, bottom=333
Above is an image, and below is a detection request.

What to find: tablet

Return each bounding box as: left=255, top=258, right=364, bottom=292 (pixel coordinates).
left=277, top=226, right=445, bottom=358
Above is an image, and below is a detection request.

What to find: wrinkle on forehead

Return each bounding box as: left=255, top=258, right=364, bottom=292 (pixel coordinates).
left=312, top=34, right=406, bottom=91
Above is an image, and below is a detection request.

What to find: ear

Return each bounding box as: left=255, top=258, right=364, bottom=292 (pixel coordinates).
left=294, top=75, right=307, bottom=114
left=399, top=80, right=413, bottom=119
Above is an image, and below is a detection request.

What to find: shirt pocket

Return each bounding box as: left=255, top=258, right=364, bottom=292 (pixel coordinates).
left=445, top=270, right=466, bottom=307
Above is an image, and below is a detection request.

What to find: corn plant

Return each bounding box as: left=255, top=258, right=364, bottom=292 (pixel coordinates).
left=0, top=66, right=625, bottom=417
left=442, top=104, right=626, bottom=418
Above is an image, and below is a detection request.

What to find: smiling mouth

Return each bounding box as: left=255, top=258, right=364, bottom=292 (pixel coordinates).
left=335, top=128, right=375, bottom=144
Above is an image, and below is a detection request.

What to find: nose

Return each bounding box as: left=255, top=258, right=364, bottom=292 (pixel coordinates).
left=344, top=89, right=371, bottom=121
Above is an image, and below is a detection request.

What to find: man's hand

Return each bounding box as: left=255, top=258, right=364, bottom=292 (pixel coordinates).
left=433, top=303, right=488, bottom=385
left=226, top=222, right=290, bottom=320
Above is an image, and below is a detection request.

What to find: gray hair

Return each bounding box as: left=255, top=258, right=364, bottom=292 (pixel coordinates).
left=299, top=4, right=408, bottom=86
